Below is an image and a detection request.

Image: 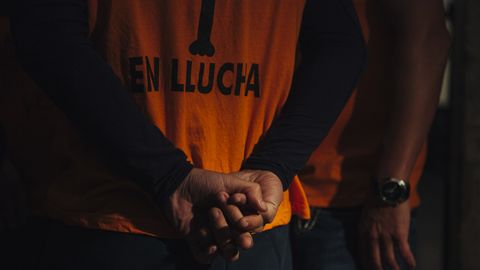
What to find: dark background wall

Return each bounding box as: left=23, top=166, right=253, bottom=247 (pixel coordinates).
left=416, top=0, right=480, bottom=269
left=456, top=0, right=480, bottom=269
left=447, top=0, right=480, bottom=269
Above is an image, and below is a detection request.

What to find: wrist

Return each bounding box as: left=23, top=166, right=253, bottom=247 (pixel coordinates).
left=373, top=177, right=411, bottom=207
left=241, top=160, right=290, bottom=190
left=154, top=161, right=194, bottom=204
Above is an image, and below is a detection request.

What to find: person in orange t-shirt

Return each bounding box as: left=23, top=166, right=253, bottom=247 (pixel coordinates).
left=5, top=0, right=365, bottom=269
left=291, top=0, right=450, bottom=270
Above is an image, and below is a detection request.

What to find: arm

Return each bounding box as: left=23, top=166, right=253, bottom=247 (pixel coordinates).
left=243, top=0, right=367, bottom=190
left=371, top=0, right=451, bottom=181
left=10, top=0, right=192, bottom=201
left=10, top=2, right=268, bottom=258
left=359, top=1, right=451, bottom=270
left=195, top=0, right=366, bottom=261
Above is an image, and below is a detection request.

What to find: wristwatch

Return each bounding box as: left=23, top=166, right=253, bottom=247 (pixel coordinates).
left=376, top=177, right=410, bottom=206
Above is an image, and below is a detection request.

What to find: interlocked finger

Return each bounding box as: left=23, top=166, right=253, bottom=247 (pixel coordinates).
left=187, top=227, right=217, bottom=264
left=209, top=207, right=239, bottom=261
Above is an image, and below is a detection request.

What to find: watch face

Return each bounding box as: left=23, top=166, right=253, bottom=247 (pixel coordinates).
left=380, top=180, right=410, bottom=204
left=382, top=182, right=403, bottom=201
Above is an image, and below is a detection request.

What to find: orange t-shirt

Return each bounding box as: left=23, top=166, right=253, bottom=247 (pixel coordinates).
left=299, top=0, right=426, bottom=209
left=0, top=1, right=309, bottom=238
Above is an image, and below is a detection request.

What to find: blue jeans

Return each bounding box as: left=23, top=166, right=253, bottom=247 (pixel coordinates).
left=290, top=208, right=416, bottom=270
left=33, top=219, right=292, bottom=270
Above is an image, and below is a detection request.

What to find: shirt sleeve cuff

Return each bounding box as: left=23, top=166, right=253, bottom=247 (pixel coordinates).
left=242, top=158, right=293, bottom=190
left=153, top=160, right=194, bottom=203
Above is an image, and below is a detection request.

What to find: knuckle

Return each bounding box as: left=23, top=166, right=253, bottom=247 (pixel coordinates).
left=216, top=192, right=226, bottom=202
left=380, top=232, right=391, bottom=240
left=235, top=194, right=247, bottom=203
left=198, top=228, right=209, bottom=238
left=396, top=231, right=408, bottom=240
left=226, top=204, right=238, bottom=213
left=254, top=226, right=265, bottom=233
left=263, top=213, right=274, bottom=224
left=209, top=208, right=222, bottom=221
left=237, top=216, right=247, bottom=226
left=231, top=194, right=241, bottom=201
left=251, top=183, right=261, bottom=193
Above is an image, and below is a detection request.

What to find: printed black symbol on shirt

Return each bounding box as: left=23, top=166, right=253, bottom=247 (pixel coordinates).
left=189, top=0, right=216, bottom=57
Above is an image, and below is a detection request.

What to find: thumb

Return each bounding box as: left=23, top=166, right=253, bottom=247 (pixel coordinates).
left=222, top=176, right=267, bottom=213
left=259, top=195, right=281, bottom=224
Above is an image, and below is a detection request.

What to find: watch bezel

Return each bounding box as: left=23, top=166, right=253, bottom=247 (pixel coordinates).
left=377, top=178, right=410, bottom=206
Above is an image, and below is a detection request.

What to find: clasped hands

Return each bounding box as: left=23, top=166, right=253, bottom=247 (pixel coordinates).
left=163, top=168, right=284, bottom=264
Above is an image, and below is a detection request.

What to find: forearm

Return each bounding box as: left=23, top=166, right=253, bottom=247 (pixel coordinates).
left=369, top=0, right=451, bottom=180
left=10, top=0, right=192, bottom=201
left=377, top=37, right=450, bottom=179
